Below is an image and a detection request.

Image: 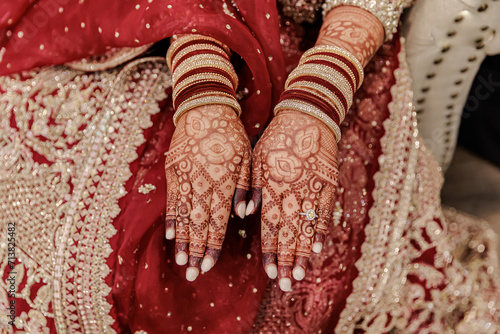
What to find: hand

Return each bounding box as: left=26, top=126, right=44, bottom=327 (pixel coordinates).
left=165, top=105, right=251, bottom=281
left=248, top=110, right=339, bottom=291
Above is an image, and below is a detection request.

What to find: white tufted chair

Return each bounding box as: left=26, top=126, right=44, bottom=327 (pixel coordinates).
left=403, top=0, right=500, bottom=169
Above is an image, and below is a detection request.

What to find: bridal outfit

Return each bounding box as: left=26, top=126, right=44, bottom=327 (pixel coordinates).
left=0, top=0, right=499, bottom=333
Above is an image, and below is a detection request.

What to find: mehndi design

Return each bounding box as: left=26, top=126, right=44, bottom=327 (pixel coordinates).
left=249, top=111, right=338, bottom=291
left=165, top=105, right=251, bottom=281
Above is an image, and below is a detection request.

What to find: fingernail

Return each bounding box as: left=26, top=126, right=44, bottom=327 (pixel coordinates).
left=279, top=278, right=291, bottom=292
left=245, top=200, right=255, bottom=216
left=201, top=257, right=214, bottom=272
left=312, top=242, right=323, bottom=254
left=165, top=228, right=175, bottom=240
left=176, top=252, right=188, bottom=266
left=265, top=264, right=278, bottom=279
left=186, top=267, right=199, bottom=282
left=236, top=202, right=246, bottom=219
left=292, top=267, right=305, bottom=281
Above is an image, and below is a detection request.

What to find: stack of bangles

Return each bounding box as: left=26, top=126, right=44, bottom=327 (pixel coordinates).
left=166, top=34, right=241, bottom=125
left=274, top=45, right=364, bottom=142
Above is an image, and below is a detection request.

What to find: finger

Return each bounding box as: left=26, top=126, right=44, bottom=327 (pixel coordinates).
left=186, top=183, right=212, bottom=282
left=165, top=166, right=180, bottom=240
left=261, top=183, right=281, bottom=280
left=293, top=190, right=320, bottom=281
left=175, top=172, right=192, bottom=267
left=203, top=182, right=234, bottom=273
left=313, top=184, right=335, bottom=254
left=246, top=149, right=263, bottom=216
left=233, top=149, right=251, bottom=219
left=277, top=192, right=301, bottom=292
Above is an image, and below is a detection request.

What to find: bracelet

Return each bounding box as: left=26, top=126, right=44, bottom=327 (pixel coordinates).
left=300, top=54, right=358, bottom=88
left=174, top=82, right=236, bottom=109
left=274, top=99, right=341, bottom=142
left=168, top=34, right=240, bottom=126
left=301, top=45, right=364, bottom=88
left=174, top=95, right=242, bottom=126
left=286, top=82, right=344, bottom=120
left=172, top=44, right=228, bottom=69
left=285, top=64, right=354, bottom=103
left=167, top=34, right=231, bottom=68
left=173, top=57, right=238, bottom=86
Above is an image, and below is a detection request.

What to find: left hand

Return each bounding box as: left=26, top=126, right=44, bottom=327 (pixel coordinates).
left=247, top=110, right=339, bottom=291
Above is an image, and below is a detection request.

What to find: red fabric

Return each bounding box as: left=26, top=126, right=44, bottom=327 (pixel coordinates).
left=0, top=0, right=287, bottom=139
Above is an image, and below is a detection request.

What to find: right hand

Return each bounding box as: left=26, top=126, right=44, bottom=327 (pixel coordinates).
left=164, top=104, right=251, bottom=281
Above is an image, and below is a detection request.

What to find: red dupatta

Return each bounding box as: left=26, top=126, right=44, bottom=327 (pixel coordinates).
left=0, top=0, right=287, bottom=138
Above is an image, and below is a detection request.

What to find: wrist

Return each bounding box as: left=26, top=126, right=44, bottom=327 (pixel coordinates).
left=317, top=5, right=384, bottom=67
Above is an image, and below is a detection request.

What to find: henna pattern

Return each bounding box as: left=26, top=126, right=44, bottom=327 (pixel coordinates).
left=250, top=111, right=338, bottom=291
left=316, top=5, right=385, bottom=67
left=164, top=104, right=251, bottom=281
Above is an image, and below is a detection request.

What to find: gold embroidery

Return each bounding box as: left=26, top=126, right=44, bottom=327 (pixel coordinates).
left=337, top=39, right=500, bottom=333
left=138, top=184, right=156, bottom=194
left=0, top=57, right=171, bottom=333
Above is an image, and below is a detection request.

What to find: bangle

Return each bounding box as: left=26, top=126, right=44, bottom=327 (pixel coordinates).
left=274, top=99, right=341, bottom=142
left=286, top=82, right=344, bottom=120
left=167, top=34, right=231, bottom=68
left=168, top=34, right=240, bottom=126
left=285, top=63, right=353, bottom=102
left=174, top=82, right=236, bottom=109
left=301, top=45, right=364, bottom=88
left=173, top=57, right=238, bottom=86
left=300, top=54, right=358, bottom=88
left=173, top=73, right=235, bottom=97
left=172, top=45, right=229, bottom=69
left=174, top=95, right=242, bottom=125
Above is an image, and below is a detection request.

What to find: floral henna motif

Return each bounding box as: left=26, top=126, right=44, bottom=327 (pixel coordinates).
left=250, top=110, right=338, bottom=291
left=164, top=105, right=251, bottom=281
left=317, top=5, right=384, bottom=67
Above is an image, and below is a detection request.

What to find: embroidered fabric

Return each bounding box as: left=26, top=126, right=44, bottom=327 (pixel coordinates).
left=322, top=0, right=414, bottom=40
left=66, top=45, right=153, bottom=72
left=278, top=0, right=324, bottom=23
left=0, top=58, right=171, bottom=333
left=252, top=36, right=500, bottom=333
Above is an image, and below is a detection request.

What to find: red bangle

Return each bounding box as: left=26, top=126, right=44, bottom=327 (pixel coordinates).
left=174, top=82, right=236, bottom=109
left=302, top=59, right=355, bottom=93
left=314, top=51, right=360, bottom=85
left=280, top=89, right=341, bottom=125
left=288, top=75, right=348, bottom=113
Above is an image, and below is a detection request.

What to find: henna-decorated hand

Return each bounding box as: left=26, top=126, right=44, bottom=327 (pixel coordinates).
left=165, top=105, right=251, bottom=281
left=248, top=110, right=339, bottom=291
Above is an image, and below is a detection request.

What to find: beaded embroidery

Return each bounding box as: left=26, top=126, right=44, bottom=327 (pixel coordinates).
left=0, top=57, right=171, bottom=333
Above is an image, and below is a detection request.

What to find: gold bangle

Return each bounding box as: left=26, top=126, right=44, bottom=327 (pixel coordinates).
left=176, top=91, right=236, bottom=111
left=173, top=73, right=235, bottom=105
left=301, top=45, right=364, bottom=88
left=167, top=34, right=231, bottom=68
left=299, top=54, right=358, bottom=89
left=287, top=80, right=346, bottom=120
left=274, top=99, right=341, bottom=142
left=285, top=64, right=354, bottom=105
left=171, top=44, right=228, bottom=69
left=174, top=95, right=242, bottom=126
left=173, top=58, right=238, bottom=87
left=287, top=84, right=345, bottom=122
